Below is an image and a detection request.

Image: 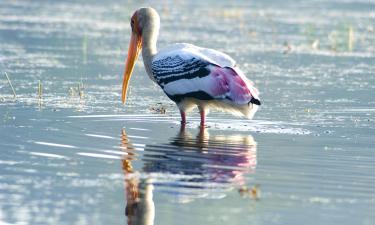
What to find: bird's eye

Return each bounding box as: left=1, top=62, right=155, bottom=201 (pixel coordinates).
left=130, top=19, right=135, bottom=28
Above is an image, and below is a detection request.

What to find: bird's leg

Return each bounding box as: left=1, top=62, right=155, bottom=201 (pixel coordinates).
left=199, top=123, right=206, bottom=136
left=198, top=106, right=206, bottom=127
left=179, top=121, right=186, bottom=135
left=180, top=110, right=186, bottom=125
left=200, top=110, right=206, bottom=127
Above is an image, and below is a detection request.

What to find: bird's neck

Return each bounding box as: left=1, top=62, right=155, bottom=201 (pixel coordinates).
left=142, top=25, right=158, bottom=81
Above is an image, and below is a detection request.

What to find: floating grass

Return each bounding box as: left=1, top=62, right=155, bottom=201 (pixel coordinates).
left=4, top=72, right=16, bottom=99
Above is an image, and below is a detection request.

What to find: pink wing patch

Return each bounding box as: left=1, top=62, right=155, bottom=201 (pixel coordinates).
left=209, top=66, right=258, bottom=104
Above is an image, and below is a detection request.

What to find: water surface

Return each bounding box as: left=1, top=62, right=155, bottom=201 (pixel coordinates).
left=1, top=0, right=375, bottom=225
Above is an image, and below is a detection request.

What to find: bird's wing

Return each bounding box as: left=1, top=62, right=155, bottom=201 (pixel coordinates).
left=154, top=43, right=236, bottom=67
left=208, top=66, right=260, bottom=105
left=152, top=43, right=259, bottom=105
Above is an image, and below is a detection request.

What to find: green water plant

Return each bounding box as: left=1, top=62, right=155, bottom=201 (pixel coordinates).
left=68, top=80, right=85, bottom=100
left=78, top=80, right=84, bottom=100
left=329, top=24, right=355, bottom=52
left=38, top=80, right=42, bottom=99
left=4, top=72, right=16, bottom=99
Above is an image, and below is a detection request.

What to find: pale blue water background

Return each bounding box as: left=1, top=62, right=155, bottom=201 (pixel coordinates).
left=1, top=0, right=375, bottom=225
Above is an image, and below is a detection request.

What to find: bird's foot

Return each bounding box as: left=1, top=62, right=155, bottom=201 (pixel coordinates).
left=199, top=123, right=207, bottom=133
left=199, top=120, right=208, bottom=129
left=179, top=122, right=186, bottom=133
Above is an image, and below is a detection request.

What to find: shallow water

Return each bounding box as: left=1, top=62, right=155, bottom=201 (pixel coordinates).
left=1, top=0, right=375, bottom=225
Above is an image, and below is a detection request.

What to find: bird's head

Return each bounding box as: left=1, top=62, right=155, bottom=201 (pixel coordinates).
left=122, top=7, right=160, bottom=104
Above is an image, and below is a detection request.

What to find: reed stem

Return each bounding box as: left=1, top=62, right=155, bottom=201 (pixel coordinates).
left=4, top=72, right=16, bottom=99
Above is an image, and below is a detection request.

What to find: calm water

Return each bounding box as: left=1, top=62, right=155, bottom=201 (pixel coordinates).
left=1, top=0, right=375, bottom=224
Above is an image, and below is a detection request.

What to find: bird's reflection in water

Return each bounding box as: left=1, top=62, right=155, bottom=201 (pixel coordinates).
left=121, top=129, right=155, bottom=225
left=121, top=126, right=257, bottom=225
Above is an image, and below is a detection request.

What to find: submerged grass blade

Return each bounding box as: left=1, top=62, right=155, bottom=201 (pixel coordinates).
left=4, top=72, right=16, bottom=99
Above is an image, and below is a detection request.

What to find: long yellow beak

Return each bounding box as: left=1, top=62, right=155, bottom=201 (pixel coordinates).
left=122, top=32, right=142, bottom=104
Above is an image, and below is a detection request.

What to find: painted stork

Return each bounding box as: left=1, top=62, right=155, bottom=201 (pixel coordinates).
left=122, top=7, right=261, bottom=126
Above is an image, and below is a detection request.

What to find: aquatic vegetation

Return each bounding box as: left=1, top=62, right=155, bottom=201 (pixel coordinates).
left=328, top=24, right=356, bottom=52
left=38, top=80, right=42, bottom=99
left=149, top=102, right=167, bottom=114
left=37, top=80, right=42, bottom=107
left=68, top=81, right=85, bottom=100
left=3, top=72, right=16, bottom=99
left=82, top=33, right=88, bottom=64
left=238, top=184, right=260, bottom=200
left=0, top=1, right=374, bottom=225
left=78, top=80, right=85, bottom=100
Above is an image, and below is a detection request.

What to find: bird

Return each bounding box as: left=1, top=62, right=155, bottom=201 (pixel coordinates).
left=122, top=7, right=261, bottom=127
